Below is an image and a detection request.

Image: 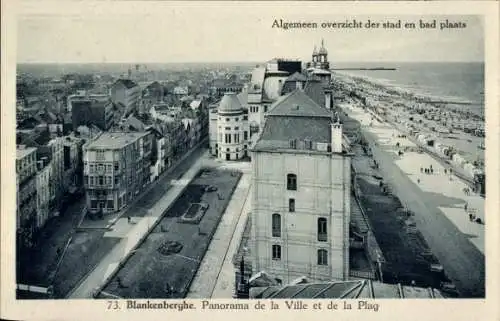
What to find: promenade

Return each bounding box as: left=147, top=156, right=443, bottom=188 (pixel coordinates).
left=186, top=160, right=252, bottom=298
left=68, top=150, right=208, bottom=298
left=341, top=103, right=485, bottom=297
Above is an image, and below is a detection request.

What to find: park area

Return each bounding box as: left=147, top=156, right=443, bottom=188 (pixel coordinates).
left=98, top=168, right=242, bottom=299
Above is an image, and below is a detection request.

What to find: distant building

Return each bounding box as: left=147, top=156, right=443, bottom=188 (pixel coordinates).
left=16, top=146, right=38, bottom=249
left=83, top=131, right=153, bottom=215
left=71, top=99, right=114, bottom=131
left=63, top=135, right=85, bottom=192
left=250, top=89, right=352, bottom=284
left=110, top=79, right=141, bottom=116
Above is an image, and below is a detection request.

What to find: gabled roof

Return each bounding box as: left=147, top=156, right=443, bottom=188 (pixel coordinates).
left=304, top=79, right=326, bottom=108
left=266, top=89, right=331, bottom=118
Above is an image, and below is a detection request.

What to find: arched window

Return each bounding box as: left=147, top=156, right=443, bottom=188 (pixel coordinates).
left=272, top=213, right=281, bottom=237
left=287, top=174, right=297, bottom=191
left=318, top=218, right=327, bottom=242
left=317, top=249, right=328, bottom=265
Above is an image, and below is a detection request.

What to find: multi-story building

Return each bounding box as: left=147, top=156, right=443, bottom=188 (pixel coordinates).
left=63, top=135, right=84, bottom=191
left=35, top=157, right=52, bottom=229
left=47, top=138, right=65, bottom=213
left=209, top=92, right=250, bottom=160
left=246, top=59, right=301, bottom=137
left=110, top=79, right=141, bottom=116
left=83, top=131, right=153, bottom=215
left=16, top=146, right=38, bottom=249
left=250, top=89, right=352, bottom=284
left=71, top=98, right=114, bottom=131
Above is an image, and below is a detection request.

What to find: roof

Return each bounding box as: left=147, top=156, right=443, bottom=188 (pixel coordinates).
left=16, top=146, right=37, bottom=160
left=285, top=72, right=307, bottom=83
left=219, top=92, right=243, bottom=113
left=250, top=280, right=444, bottom=299
left=304, top=79, right=326, bottom=108
left=85, top=131, right=149, bottom=150
left=253, top=116, right=331, bottom=151
left=266, top=89, right=331, bottom=118
left=114, top=79, right=138, bottom=89
left=189, top=100, right=201, bottom=109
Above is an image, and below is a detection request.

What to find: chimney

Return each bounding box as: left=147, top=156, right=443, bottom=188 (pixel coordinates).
left=331, top=121, right=343, bottom=153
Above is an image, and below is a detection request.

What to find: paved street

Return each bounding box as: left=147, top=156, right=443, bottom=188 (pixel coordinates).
left=342, top=103, right=485, bottom=297
left=67, top=147, right=208, bottom=298
left=186, top=160, right=252, bottom=298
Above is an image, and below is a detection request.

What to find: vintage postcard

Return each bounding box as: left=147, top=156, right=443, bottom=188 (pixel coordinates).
left=1, top=1, right=499, bottom=320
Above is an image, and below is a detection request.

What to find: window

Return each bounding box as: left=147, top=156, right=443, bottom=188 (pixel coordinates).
left=318, top=218, right=327, bottom=242
left=234, top=126, right=239, bottom=130
left=99, top=176, right=104, bottom=186
left=225, top=127, right=231, bottom=130
left=289, top=198, right=295, bottom=212
left=244, top=131, right=248, bottom=140
left=98, top=164, right=103, bottom=172
left=84, top=175, right=88, bottom=185
left=90, top=164, right=95, bottom=173
left=317, top=249, right=328, bottom=265
left=235, top=118, right=239, bottom=122
left=90, top=176, right=95, bottom=185
left=287, top=174, right=297, bottom=191
left=272, top=213, right=281, bottom=237
left=114, top=162, right=119, bottom=171
left=226, top=118, right=230, bottom=121
left=96, top=150, right=105, bottom=160
left=107, top=164, right=112, bottom=172
left=264, top=105, right=268, bottom=112
left=289, top=139, right=297, bottom=149
left=304, top=139, right=312, bottom=150
left=114, top=177, right=119, bottom=185
left=272, top=245, right=281, bottom=260
left=107, top=176, right=112, bottom=185
left=225, top=133, right=231, bottom=144
left=243, top=115, right=248, bottom=120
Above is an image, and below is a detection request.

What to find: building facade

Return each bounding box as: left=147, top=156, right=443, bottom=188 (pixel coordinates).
left=35, top=158, right=52, bottom=229
left=16, top=146, right=38, bottom=249
left=110, top=79, right=141, bottom=116
left=83, top=131, right=153, bottom=215
left=250, top=89, right=351, bottom=284
left=209, top=92, right=250, bottom=160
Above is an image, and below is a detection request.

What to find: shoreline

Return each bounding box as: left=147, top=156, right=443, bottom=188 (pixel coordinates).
left=333, top=71, right=484, bottom=114
left=333, top=72, right=485, bottom=182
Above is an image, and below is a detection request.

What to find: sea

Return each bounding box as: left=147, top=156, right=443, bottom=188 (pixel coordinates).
left=333, top=62, right=485, bottom=115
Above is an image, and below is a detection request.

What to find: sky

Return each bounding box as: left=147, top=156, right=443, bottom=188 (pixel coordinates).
left=16, top=3, right=484, bottom=64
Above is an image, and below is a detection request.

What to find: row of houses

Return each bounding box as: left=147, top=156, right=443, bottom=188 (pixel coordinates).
left=82, top=100, right=209, bottom=216
left=16, top=134, right=84, bottom=250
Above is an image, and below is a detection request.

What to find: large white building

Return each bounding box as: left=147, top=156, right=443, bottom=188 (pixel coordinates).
left=250, top=88, right=352, bottom=284
left=209, top=92, right=250, bottom=160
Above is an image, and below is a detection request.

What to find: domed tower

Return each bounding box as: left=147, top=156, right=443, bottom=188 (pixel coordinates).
left=318, top=39, right=329, bottom=70
left=217, top=92, right=248, bottom=161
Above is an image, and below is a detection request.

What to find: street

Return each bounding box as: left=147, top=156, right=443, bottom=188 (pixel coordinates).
left=343, top=104, right=485, bottom=297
